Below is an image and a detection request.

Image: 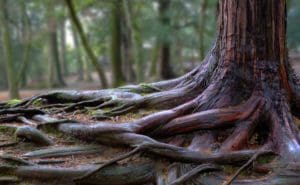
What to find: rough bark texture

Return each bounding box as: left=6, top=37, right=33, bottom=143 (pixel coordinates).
left=0, top=0, right=299, bottom=185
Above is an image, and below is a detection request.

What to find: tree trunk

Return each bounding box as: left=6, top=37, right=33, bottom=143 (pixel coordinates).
left=213, top=0, right=300, bottom=158
left=18, top=0, right=32, bottom=88
left=111, top=0, right=126, bottom=87
left=121, top=16, right=135, bottom=83
left=199, top=0, right=208, bottom=60
left=0, top=0, right=20, bottom=99
left=59, top=19, right=68, bottom=76
left=64, top=0, right=108, bottom=88
left=158, top=0, right=175, bottom=79
left=122, top=0, right=143, bottom=83
left=71, top=24, right=84, bottom=81
left=47, top=4, right=66, bottom=88
left=149, top=41, right=160, bottom=78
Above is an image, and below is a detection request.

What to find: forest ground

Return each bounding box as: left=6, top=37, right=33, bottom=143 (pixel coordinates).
left=0, top=61, right=300, bottom=101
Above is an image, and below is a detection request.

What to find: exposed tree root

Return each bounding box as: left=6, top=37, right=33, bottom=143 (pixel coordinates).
left=15, top=126, right=53, bottom=146
left=0, top=155, right=34, bottom=166
left=0, top=141, right=19, bottom=148
left=23, top=145, right=102, bottom=158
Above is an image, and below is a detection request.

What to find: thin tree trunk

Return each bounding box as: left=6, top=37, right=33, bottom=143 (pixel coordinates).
left=18, top=0, right=32, bottom=88
left=71, top=24, right=84, bottom=81
left=59, top=19, right=68, bottom=76
left=0, top=0, right=20, bottom=99
left=199, top=0, right=208, bottom=60
left=149, top=41, right=160, bottom=78
left=64, top=0, right=108, bottom=88
left=47, top=3, right=66, bottom=88
left=158, top=0, right=175, bottom=79
left=122, top=0, right=143, bottom=83
left=121, top=19, right=135, bottom=82
left=111, top=0, right=126, bottom=87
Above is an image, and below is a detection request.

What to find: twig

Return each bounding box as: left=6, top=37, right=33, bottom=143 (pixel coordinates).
left=0, top=141, right=19, bottom=148
left=75, top=146, right=141, bottom=181
left=223, top=149, right=267, bottom=185
left=168, top=163, right=220, bottom=185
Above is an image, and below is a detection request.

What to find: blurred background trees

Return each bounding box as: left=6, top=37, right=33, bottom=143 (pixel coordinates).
left=0, top=0, right=299, bottom=99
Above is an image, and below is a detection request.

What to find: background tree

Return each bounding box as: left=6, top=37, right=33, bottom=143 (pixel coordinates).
left=0, top=0, right=20, bottom=98
left=158, top=0, right=176, bottom=79
left=64, top=0, right=108, bottom=88
left=46, top=1, right=66, bottom=87
left=110, top=0, right=126, bottom=87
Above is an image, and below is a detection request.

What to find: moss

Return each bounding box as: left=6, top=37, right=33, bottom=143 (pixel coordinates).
left=32, top=98, right=44, bottom=106
left=256, top=155, right=275, bottom=164
left=0, top=125, right=17, bottom=134
left=6, top=99, right=22, bottom=106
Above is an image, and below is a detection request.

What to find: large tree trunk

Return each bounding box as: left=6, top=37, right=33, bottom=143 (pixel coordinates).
left=214, top=0, right=299, bottom=158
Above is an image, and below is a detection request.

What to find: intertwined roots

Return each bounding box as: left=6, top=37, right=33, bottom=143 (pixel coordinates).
left=0, top=52, right=300, bottom=184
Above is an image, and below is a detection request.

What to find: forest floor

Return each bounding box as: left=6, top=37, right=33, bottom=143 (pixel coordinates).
left=0, top=73, right=103, bottom=101
left=0, top=106, right=157, bottom=185
left=0, top=61, right=300, bottom=101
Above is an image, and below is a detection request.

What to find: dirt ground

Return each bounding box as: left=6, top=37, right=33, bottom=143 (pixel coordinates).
left=0, top=62, right=299, bottom=101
